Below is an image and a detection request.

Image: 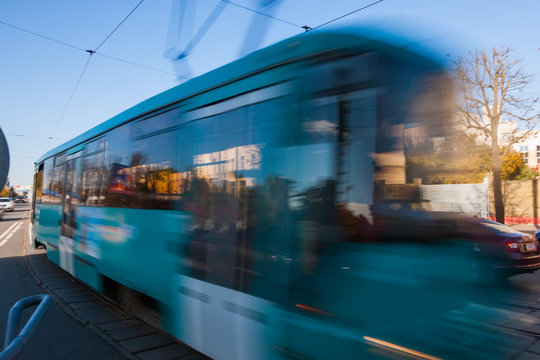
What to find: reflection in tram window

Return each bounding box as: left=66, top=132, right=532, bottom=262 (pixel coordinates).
left=81, top=138, right=106, bottom=206
left=180, top=97, right=294, bottom=300
left=128, top=129, right=178, bottom=210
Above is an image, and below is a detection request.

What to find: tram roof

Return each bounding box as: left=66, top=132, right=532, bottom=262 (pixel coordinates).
left=36, top=22, right=446, bottom=164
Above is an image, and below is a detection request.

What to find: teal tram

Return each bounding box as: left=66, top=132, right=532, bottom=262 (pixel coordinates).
left=31, top=24, right=494, bottom=360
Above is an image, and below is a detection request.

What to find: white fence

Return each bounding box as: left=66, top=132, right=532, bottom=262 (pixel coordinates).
left=421, top=183, right=489, bottom=217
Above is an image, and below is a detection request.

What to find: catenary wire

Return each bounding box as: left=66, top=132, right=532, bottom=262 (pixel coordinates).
left=0, top=19, right=177, bottom=77
left=47, top=0, right=152, bottom=146
left=94, top=0, right=144, bottom=52
left=311, top=0, right=384, bottom=30
left=7, top=133, right=63, bottom=140
left=96, top=52, right=185, bottom=77
left=48, top=54, right=93, bottom=145
left=0, top=20, right=86, bottom=52
left=220, top=0, right=305, bottom=29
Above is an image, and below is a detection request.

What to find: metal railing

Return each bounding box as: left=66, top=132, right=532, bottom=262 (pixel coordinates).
left=1, top=295, right=52, bottom=360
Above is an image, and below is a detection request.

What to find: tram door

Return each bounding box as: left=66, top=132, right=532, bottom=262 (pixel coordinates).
left=59, top=152, right=82, bottom=276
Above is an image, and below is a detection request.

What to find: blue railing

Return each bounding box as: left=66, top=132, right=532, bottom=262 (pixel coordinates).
left=1, top=295, right=52, bottom=360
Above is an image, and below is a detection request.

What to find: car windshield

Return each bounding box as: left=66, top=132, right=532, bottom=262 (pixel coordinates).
left=0, top=199, right=10, bottom=203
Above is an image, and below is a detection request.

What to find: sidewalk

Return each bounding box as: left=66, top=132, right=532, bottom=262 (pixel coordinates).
left=508, top=223, right=539, bottom=235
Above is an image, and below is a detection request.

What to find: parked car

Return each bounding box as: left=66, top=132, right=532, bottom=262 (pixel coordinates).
left=374, top=209, right=540, bottom=282
left=456, top=216, right=540, bottom=279
left=0, top=198, right=15, bottom=212
left=14, top=196, right=27, bottom=203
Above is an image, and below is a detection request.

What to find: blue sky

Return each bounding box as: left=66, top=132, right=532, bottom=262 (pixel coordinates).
left=1, top=0, right=539, bottom=185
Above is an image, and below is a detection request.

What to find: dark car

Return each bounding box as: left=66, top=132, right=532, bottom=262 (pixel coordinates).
left=456, top=217, right=540, bottom=279
left=373, top=208, right=539, bottom=282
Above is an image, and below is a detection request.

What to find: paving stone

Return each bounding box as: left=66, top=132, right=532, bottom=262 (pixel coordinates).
left=62, top=295, right=97, bottom=303
left=41, top=275, right=75, bottom=282
left=120, top=333, right=174, bottom=353
left=40, top=271, right=73, bottom=284
left=55, top=288, right=89, bottom=298
left=69, top=301, right=108, bottom=310
left=107, top=325, right=156, bottom=341
left=38, top=273, right=69, bottom=280
left=98, top=319, right=139, bottom=332
left=503, top=298, right=536, bottom=308
left=75, top=306, right=126, bottom=325
left=177, top=353, right=210, bottom=360
left=46, top=282, right=80, bottom=290
left=137, top=343, right=193, bottom=360
left=31, top=263, right=60, bottom=271
left=494, top=331, right=537, bottom=351
left=514, top=322, right=540, bottom=335
left=42, top=278, right=76, bottom=287
left=527, top=340, right=540, bottom=354
left=35, top=272, right=66, bottom=280
left=513, top=352, right=540, bottom=360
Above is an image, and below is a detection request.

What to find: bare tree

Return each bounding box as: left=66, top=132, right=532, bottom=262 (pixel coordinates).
left=455, top=47, right=539, bottom=223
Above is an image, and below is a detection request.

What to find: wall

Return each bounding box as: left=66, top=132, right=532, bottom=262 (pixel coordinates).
left=489, top=180, right=540, bottom=224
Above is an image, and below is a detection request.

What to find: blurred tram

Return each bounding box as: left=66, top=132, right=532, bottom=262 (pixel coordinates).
left=31, top=25, right=499, bottom=359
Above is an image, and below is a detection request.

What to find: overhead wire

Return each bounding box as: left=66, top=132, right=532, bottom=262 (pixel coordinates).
left=7, top=133, right=65, bottom=140
left=219, top=0, right=383, bottom=32
left=6, top=0, right=385, bottom=145
left=46, top=0, right=147, bottom=148
left=220, top=0, right=305, bottom=30
left=0, top=20, right=85, bottom=52
left=94, top=0, right=144, bottom=52
left=49, top=54, right=93, bottom=141
left=96, top=52, right=182, bottom=77
left=311, top=0, right=384, bottom=30
left=0, top=19, right=176, bottom=77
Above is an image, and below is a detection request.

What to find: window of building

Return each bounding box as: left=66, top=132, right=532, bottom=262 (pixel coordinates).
left=520, top=145, right=529, bottom=164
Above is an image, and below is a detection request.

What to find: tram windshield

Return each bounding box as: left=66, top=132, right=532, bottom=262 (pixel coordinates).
left=292, top=53, right=455, bottom=244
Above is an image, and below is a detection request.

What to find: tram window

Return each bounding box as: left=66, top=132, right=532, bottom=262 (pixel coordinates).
left=309, top=54, right=375, bottom=95
left=181, top=97, right=292, bottom=300
left=82, top=153, right=101, bottom=205
left=182, top=107, right=254, bottom=289
left=41, top=158, right=53, bottom=204
left=35, top=165, right=44, bottom=204
left=81, top=138, right=106, bottom=206
left=132, top=107, right=183, bottom=138
left=52, top=165, right=64, bottom=205
left=54, top=153, right=66, bottom=167
left=101, top=125, right=132, bottom=208
left=41, top=157, right=63, bottom=205
left=129, top=129, right=178, bottom=210
left=85, top=137, right=104, bottom=154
